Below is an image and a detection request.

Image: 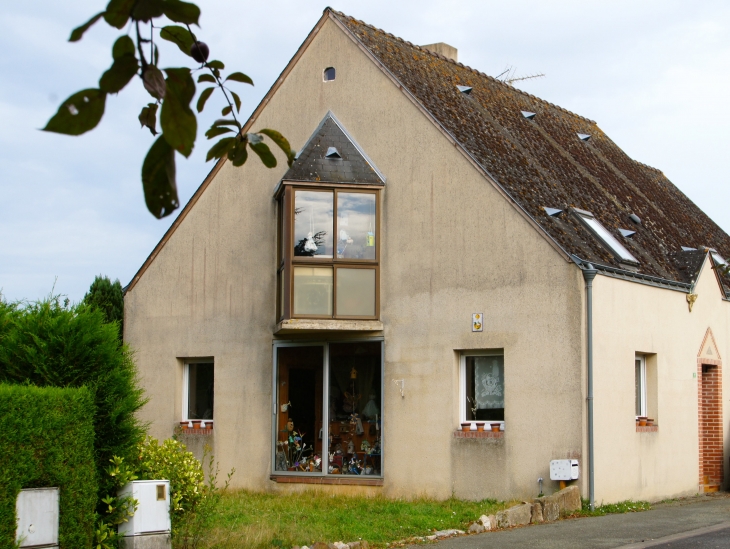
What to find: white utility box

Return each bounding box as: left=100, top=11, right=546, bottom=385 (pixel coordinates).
left=550, top=459, right=579, bottom=481
left=16, top=487, right=59, bottom=549
left=118, top=480, right=171, bottom=536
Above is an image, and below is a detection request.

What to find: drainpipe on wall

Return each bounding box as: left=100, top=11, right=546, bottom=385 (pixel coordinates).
left=582, top=263, right=597, bottom=512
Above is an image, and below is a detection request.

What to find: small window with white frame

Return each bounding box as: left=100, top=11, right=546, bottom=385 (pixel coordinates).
left=183, top=361, right=214, bottom=423
left=460, top=351, right=504, bottom=427
left=635, top=354, right=646, bottom=418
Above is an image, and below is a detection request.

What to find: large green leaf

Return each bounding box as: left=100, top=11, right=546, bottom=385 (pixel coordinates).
left=104, top=0, right=135, bottom=28
left=159, top=25, right=194, bottom=56
left=212, top=118, right=240, bottom=128
left=248, top=135, right=277, bottom=168
left=143, top=66, right=166, bottom=99
left=228, top=140, right=248, bottom=167
left=204, top=126, right=233, bottom=139
left=207, top=60, right=224, bottom=70
left=160, top=68, right=197, bottom=157
left=197, top=73, right=216, bottom=84
left=162, top=0, right=200, bottom=25
left=206, top=137, right=235, bottom=161
left=112, top=35, right=135, bottom=59
left=142, top=136, right=178, bottom=218
left=133, top=0, right=164, bottom=22
left=225, top=72, right=253, bottom=85
left=69, top=12, right=104, bottom=42
left=229, top=90, right=241, bottom=113
left=196, top=87, right=215, bottom=113
left=43, top=89, right=107, bottom=136
left=99, top=39, right=139, bottom=94
left=258, top=128, right=295, bottom=166
left=138, top=103, right=159, bottom=135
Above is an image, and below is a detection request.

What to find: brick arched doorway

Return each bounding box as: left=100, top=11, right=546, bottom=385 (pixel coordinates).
left=698, top=328, right=723, bottom=492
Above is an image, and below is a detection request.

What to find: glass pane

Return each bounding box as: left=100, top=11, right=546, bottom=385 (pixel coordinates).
left=187, top=363, right=214, bottom=420
left=293, top=267, right=333, bottom=316
left=336, top=268, right=375, bottom=317
left=635, top=359, right=642, bottom=416
left=328, top=341, right=382, bottom=475
left=465, top=356, right=504, bottom=421
left=581, top=214, right=638, bottom=263
left=337, top=192, right=376, bottom=260
left=275, top=346, right=324, bottom=472
left=294, top=190, right=334, bottom=258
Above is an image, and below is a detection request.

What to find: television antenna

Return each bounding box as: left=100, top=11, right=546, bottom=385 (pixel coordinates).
left=496, top=66, right=545, bottom=86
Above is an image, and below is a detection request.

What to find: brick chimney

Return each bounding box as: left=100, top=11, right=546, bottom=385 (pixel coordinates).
left=421, top=42, right=458, bottom=62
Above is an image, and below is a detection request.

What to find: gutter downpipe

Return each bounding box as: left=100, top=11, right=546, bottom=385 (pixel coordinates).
left=582, top=263, right=597, bottom=512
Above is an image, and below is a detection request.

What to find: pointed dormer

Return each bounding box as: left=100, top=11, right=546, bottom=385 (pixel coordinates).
left=282, top=111, right=385, bottom=185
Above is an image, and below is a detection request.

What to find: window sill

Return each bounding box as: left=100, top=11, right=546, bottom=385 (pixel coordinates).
left=181, top=428, right=213, bottom=435
left=636, top=425, right=658, bottom=433
left=275, top=318, right=383, bottom=334
left=453, top=430, right=503, bottom=439
left=270, top=475, right=383, bottom=486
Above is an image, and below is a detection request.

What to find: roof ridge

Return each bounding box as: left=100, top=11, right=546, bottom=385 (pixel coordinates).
left=634, top=160, right=663, bottom=174
left=328, top=9, right=596, bottom=125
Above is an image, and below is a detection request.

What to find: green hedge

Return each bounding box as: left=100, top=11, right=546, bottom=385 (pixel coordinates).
left=0, top=384, right=97, bottom=548
left=0, top=298, right=146, bottom=506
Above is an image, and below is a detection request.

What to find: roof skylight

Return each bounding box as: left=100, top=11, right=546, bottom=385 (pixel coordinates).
left=577, top=133, right=591, bottom=142
left=521, top=111, right=536, bottom=120
left=681, top=246, right=697, bottom=252
left=619, top=229, right=636, bottom=238
left=574, top=209, right=639, bottom=264
left=456, top=85, right=472, bottom=94
left=325, top=147, right=341, bottom=159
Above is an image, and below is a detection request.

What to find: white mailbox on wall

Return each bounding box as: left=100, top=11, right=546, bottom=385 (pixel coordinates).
left=16, top=487, right=59, bottom=549
left=118, top=480, right=171, bottom=537
left=550, top=459, right=579, bottom=481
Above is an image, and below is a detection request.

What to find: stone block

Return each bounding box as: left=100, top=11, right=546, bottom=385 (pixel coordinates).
left=478, top=514, right=496, bottom=530
left=468, top=522, right=485, bottom=534
left=121, top=534, right=171, bottom=549
left=496, top=503, right=532, bottom=528
left=534, top=496, right=559, bottom=522
left=530, top=502, right=544, bottom=524
left=556, top=485, right=581, bottom=515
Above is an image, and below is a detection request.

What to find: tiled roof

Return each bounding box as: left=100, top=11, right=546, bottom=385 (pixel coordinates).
left=283, top=111, right=385, bottom=185
left=331, top=10, right=730, bottom=285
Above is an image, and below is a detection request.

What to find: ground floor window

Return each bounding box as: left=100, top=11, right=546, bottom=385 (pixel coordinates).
left=635, top=355, right=647, bottom=418
left=460, top=351, right=504, bottom=428
left=273, top=340, right=383, bottom=476
left=183, top=361, right=214, bottom=422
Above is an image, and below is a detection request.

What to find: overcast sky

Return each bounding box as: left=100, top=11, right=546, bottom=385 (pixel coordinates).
left=1, top=1, right=729, bottom=303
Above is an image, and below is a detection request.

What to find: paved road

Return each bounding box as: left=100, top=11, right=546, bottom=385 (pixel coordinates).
left=406, top=495, right=730, bottom=549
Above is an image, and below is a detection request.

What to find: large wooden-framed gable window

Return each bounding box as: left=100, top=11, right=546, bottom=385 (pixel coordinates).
left=276, top=182, right=380, bottom=321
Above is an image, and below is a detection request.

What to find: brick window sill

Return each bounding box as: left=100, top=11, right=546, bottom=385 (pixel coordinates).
left=453, top=430, right=504, bottom=439
left=181, top=427, right=213, bottom=435
left=636, top=425, right=658, bottom=433
left=270, top=475, right=383, bottom=486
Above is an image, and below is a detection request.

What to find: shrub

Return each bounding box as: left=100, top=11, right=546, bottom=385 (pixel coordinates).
left=0, top=297, right=147, bottom=508
left=136, top=436, right=233, bottom=549
left=83, top=276, right=124, bottom=339
left=0, top=384, right=97, bottom=548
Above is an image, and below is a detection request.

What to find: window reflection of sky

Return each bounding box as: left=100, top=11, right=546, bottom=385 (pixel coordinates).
left=294, top=191, right=334, bottom=257
left=337, top=193, right=376, bottom=260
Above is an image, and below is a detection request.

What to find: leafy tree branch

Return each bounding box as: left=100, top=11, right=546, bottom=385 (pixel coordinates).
left=44, top=0, right=295, bottom=219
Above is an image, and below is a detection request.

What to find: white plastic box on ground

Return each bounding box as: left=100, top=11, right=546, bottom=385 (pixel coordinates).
left=118, top=480, right=171, bottom=536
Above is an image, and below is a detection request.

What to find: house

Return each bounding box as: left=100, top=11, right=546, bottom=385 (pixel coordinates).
left=124, top=8, right=730, bottom=503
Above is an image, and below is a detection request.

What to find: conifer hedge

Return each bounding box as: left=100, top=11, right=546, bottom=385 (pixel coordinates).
left=0, top=384, right=97, bottom=548
left=0, top=298, right=147, bottom=508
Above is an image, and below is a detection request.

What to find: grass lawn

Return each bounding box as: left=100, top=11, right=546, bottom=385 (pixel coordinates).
left=202, top=490, right=514, bottom=548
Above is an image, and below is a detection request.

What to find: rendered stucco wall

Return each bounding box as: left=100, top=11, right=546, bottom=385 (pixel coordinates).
left=124, top=16, right=586, bottom=501
left=591, top=259, right=730, bottom=503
